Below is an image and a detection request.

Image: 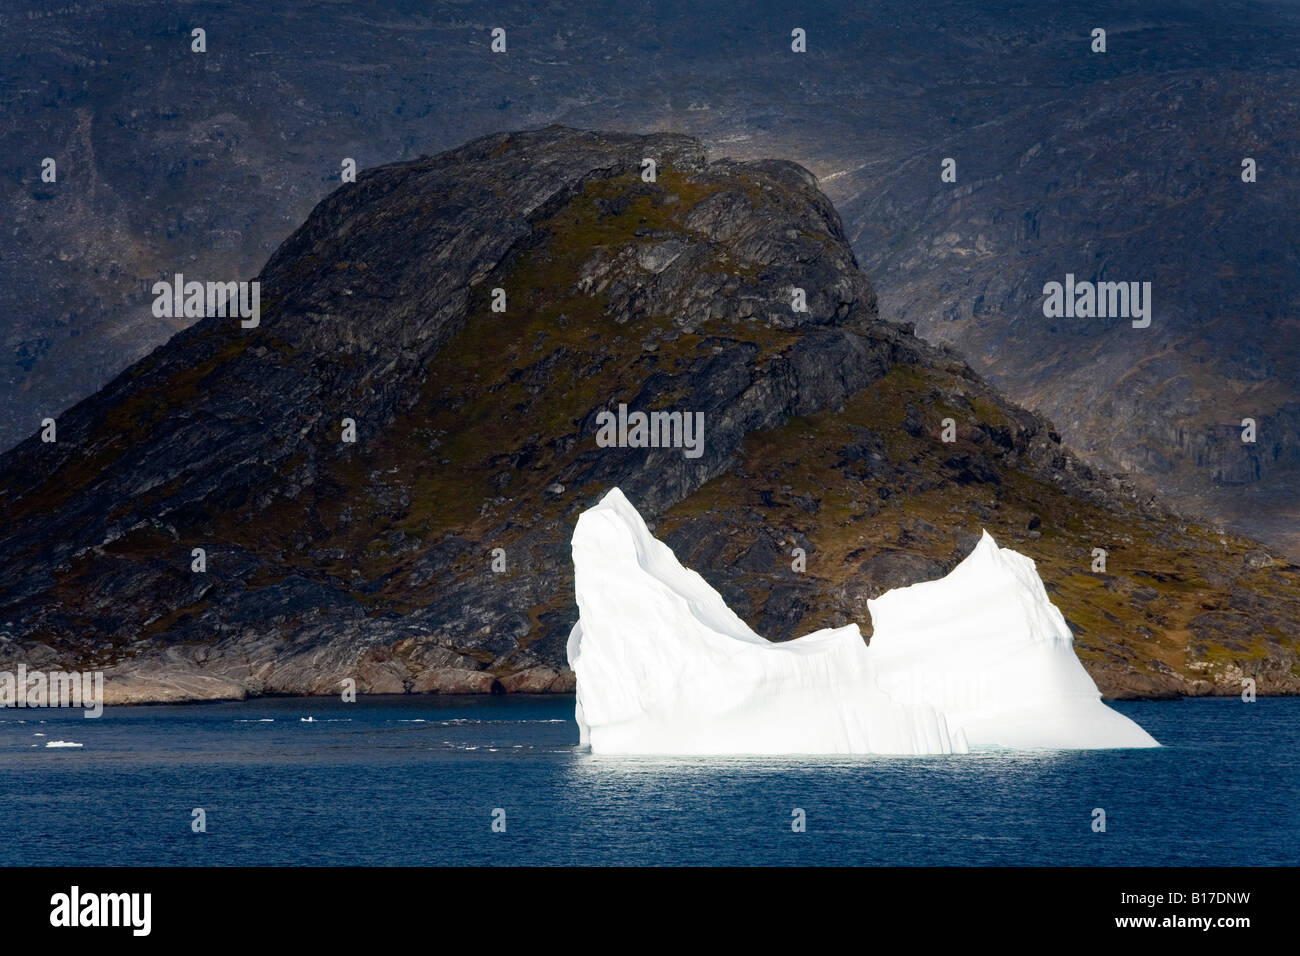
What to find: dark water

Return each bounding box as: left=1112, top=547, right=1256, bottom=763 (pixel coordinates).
left=0, top=696, right=1295, bottom=865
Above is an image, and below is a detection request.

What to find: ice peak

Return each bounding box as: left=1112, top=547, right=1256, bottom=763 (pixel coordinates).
left=967, top=528, right=1005, bottom=564
left=598, top=485, right=630, bottom=507
left=594, top=485, right=636, bottom=517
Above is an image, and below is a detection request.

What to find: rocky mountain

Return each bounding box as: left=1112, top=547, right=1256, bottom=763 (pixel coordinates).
left=5, top=0, right=1300, bottom=559
left=1, top=126, right=1296, bottom=703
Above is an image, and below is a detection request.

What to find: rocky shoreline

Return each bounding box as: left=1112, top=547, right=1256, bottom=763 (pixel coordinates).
left=41, top=642, right=1298, bottom=708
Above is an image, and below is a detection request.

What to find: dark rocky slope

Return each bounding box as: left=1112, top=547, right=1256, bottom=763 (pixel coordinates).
left=1, top=126, right=1296, bottom=703
left=9, top=0, right=1300, bottom=559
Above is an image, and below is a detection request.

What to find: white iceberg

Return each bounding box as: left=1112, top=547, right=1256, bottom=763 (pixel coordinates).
left=566, top=488, right=1158, bottom=755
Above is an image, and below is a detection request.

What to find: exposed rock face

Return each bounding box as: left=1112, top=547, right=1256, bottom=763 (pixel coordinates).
left=847, top=70, right=1300, bottom=560
left=7, top=0, right=1300, bottom=559
left=1, top=126, right=1297, bottom=703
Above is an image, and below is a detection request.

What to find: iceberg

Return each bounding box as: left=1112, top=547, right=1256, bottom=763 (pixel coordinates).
left=566, top=488, right=1158, bottom=755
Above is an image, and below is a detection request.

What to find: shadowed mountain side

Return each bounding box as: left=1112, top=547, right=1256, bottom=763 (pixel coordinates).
left=6, top=0, right=1300, bottom=556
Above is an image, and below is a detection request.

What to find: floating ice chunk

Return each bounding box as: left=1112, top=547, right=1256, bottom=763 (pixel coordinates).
left=567, top=488, right=1158, bottom=754
left=45, top=740, right=83, bottom=748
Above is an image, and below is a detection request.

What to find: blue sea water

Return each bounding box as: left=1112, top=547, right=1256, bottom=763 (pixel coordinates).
left=0, top=695, right=1295, bottom=866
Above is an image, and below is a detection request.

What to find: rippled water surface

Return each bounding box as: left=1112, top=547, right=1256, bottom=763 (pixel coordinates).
left=1, top=695, right=1294, bottom=865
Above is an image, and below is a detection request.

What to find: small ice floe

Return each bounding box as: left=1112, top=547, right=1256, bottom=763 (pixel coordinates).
left=45, top=740, right=83, bottom=748
left=33, top=733, right=45, bottom=737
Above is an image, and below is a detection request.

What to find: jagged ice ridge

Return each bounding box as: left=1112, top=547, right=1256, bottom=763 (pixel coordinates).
left=566, top=488, right=1159, bottom=754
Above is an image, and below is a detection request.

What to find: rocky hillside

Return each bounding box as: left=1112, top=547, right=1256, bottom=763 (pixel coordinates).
left=840, top=68, right=1300, bottom=559
left=8, top=0, right=1300, bottom=559
left=1, top=126, right=1296, bottom=703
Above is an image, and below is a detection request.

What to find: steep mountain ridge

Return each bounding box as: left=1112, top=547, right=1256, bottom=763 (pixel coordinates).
left=1, top=126, right=1296, bottom=703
